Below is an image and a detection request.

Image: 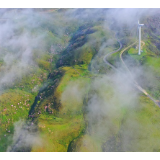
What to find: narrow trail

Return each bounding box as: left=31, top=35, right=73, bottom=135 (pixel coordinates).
left=103, top=39, right=122, bottom=72
left=119, top=40, right=160, bottom=107
left=103, top=36, right=160, bottom=107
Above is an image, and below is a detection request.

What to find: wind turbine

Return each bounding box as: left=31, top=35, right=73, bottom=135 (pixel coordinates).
left=138, top=20, right=144, bottom=55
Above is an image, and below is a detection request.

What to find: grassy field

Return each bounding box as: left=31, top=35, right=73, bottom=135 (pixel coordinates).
left=126, top=39, right=160, bottom=100
left=31, top=65, right=91, bottom=152
left=121, top=95, right=160, bottom=152
left=29, top=23, right=108, bottom=152
left=0, top=89, right=35, bottom=151
left=68, top=94, right=160, bottom=152
left=1, top=9, right=160, bottom=152
left=3, top=18, right=111, bottom=152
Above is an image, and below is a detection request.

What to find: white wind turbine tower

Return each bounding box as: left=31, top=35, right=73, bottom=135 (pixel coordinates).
left=138, top=20, right=144, bottom=55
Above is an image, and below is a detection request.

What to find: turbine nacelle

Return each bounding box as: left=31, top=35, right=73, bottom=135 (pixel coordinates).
left=138, top=20, right=144, bottom=27
left=138, top=24, right=144, bottom=27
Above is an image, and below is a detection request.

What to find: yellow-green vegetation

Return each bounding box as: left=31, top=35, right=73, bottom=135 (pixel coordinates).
left=128, top=45, right=148, bottom=61
left=144, top=56, right=160, bottom=99
left=76, top=45, right=95, bottom=65
left=37, top=60, right=50, bottom=71
left=69, top=134, right=102, bottom=152
left=119, top=95, right=160, bottom=152
left=88, top=25, right=110, bottom=43
left=60, top=23, right=114, bottom=68
left=31, top=64, right=91, bottom=152
left=106, top=48, right=121, bottom=65
left=127, top=39, right=160, bottom=98
left=145, top=56, right=160, bottom=74
left=32, top=114, right=84, bottom=152
left=1, top=8, right=160, bottom=152
left=0, top=29, right=62, bottom=152
left=67, top=75, right=131, bottom=152
left=0, top=90, right=35, bottom=151
left=70, top=94, right=160, bottom=152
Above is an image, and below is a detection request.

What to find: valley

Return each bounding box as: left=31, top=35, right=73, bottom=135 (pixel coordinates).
left=0, top=8, right=160, bottom=152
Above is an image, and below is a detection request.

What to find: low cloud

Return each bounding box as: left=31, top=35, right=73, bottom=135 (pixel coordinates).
left=7, top=120, right=42, bottom=152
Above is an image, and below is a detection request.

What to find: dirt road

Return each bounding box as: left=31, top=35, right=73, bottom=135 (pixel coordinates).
left=119, top=41, right=160, bottom=107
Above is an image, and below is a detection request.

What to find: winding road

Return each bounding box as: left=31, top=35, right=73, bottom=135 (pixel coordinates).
left=103, top=35, right=160, bottom=107
left=103, top=39, right=122, bottom=71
